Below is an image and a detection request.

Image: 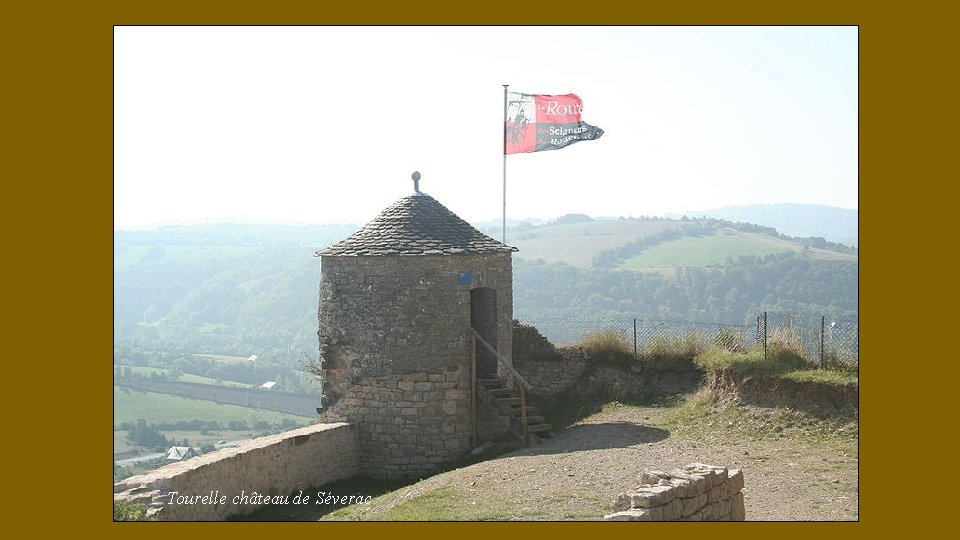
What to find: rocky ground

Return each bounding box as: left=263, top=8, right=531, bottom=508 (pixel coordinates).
left=316, top=395, right=858, bottom=521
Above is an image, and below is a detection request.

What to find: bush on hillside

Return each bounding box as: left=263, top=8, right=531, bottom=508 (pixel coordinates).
left=637, top=333, right=708, bottom=372
left=695, top=345, right=808, bottom=380
left=580, top=330, right=635, bottom=367
left=114, top=500, right=149, bottom=521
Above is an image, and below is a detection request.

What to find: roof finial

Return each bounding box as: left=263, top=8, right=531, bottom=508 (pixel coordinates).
left=411, top=171, right=424, bottom=195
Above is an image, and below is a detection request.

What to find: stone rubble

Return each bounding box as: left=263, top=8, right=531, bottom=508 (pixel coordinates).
left=604, top=463, right=745, bottom=521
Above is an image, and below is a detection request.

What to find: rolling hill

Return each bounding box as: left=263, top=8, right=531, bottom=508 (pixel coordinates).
left=114, top=213, right=858, bottom=364
left=677, top=203, right=858, bottom=246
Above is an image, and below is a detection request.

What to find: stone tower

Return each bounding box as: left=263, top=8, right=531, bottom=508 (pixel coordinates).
left=316, top=177, right=516, bottom=479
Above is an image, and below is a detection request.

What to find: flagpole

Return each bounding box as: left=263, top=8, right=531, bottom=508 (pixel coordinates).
left=502, top=84, right=508, bottom=244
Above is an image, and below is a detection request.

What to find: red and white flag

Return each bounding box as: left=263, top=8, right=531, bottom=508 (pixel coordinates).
left=505, top=92, right=604, bottom=154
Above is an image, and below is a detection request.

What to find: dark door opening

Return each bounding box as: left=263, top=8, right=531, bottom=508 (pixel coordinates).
left=470, top=287, right=498, bottom=378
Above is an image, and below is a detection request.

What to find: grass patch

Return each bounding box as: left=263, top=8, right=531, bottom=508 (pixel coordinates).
left=782, top=369, right=858, bottom=386
left=695, top=345, right=808, bottom=380
left=695, top=345, right=858, bottom=386
left=377, top=488, right=461, bottom=521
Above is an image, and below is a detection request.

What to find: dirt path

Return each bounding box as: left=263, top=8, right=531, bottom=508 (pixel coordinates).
left=326, top=402, right=858, bottom=521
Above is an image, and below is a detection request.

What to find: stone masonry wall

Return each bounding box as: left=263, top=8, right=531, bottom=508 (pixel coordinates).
left=323, top=372, right=473, bottom=480
left=514, top=349, right=702, bottom=402
left=604, top=463, right=745, bottom=521
left=512, top=347, right=590, bottom=397
left=318, top=252, right=513, bottom=478
left=319, top=253, right=513, bottom=403
left=114, top=423, right=358, bottom=521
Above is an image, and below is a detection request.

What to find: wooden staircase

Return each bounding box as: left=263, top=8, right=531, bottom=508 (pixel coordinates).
left=477, top=376, right=553, bottom=443
left=471, top=329, right=552, bottom=446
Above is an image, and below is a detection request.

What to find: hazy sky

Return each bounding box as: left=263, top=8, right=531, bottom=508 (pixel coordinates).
left=114, top=26, right=857, bottom=229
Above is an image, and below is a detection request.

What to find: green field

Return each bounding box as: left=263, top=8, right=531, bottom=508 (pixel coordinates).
left=619, top=231, right=803, bottom=269
left=509, top=220, right=685, bottom=268
left=114, top=386, right=313, bottom=426
left=116, top=365, right=252, bottom=388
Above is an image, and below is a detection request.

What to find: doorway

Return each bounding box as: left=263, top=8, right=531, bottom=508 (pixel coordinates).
left=470, top=287, right=498, bottom=378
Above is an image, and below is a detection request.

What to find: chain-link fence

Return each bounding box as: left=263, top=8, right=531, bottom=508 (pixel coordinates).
left=518, top=312, right=858, bottom=369
left=756, top=312, right=859, bottom=368
left=519, top=316, right=756, bottom=354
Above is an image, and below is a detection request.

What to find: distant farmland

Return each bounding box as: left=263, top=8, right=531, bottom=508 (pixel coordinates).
left=509, top=220, right=686, bottom=268
left=113, top=386, right=314, bottom=426
left=618, top=231, right=856, bottom=270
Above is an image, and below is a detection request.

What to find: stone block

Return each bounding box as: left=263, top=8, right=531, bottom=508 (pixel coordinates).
left=685, top=463, right=728, bottom=489
left=707, top=485, right=722, bottom=503
left=681, top=496, right=701, bottom=516
left=730, top=492, right=746, bottom=521
left=669, top=468, right=706, bottom=496
left=703, top=502, right=720, bottom=521
left=727, top=468, right=744, bottom=492
left=639, top=470, right=669, bottom=486
left=397, top=381, right=415, bottom=391
left=614, top=493, right=632, bottom=512
left=604, top=509, right=654, bottom=521
left=667, top=477, right=691, bottom=498
left=662, top=497, right=684, bottom=520
left=444, top=389, right=466, bottom=400
left=630, top=485, right=675, bottom=508
left=415, top=381, right=434, bottom=391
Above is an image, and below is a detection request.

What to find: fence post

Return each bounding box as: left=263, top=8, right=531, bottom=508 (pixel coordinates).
left=633, top=318, right=638, bottom=359
left=820, top=315, right=825, bottom=370
left=763, top=311, right=768, bottom=362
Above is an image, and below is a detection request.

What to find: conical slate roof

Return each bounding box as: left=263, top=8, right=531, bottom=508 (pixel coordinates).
left=318, top=194, right=517, bottom=256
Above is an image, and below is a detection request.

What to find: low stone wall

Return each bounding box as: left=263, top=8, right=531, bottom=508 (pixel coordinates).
left=604, top=464, right=745, bottom=521
left=709, top=369, right=858, bottom=418
left=513, top=347, right=590, bottom=397
left=514, top=351, right=702, bottom=403
left=114, top=422, right=358, bottom=521
left=575, top=365, right=703, bottom=401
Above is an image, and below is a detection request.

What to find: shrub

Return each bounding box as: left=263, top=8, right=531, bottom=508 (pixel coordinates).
left=695, top=345, right=808, bottom=380
left=713, top=326, right=747, bottom=352
left=767, top=327, right=807, bottom=360
left=637, top=333, right=708, bottom=372
left=579, top=330, right=635, bottom=367
left=114, top=500, right=149, bottom=521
